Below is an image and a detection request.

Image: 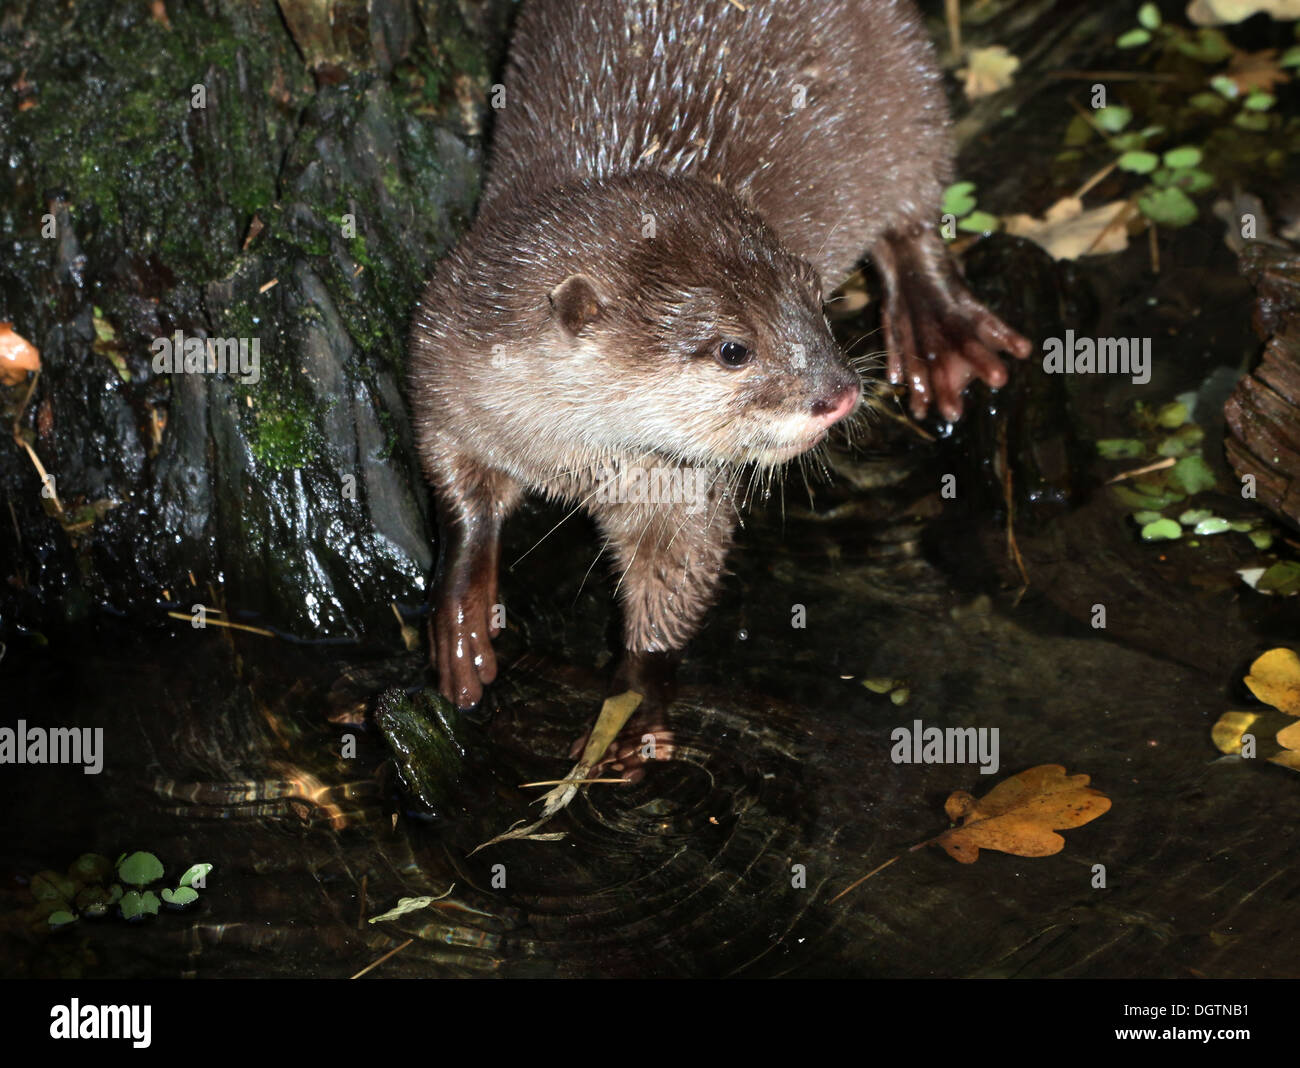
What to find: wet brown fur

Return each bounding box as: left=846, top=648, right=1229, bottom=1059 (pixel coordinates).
left=409, top=0, right=1029, bottom=708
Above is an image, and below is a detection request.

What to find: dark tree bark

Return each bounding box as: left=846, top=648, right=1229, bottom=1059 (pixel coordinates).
left=0, top=0, right=512, bottom=640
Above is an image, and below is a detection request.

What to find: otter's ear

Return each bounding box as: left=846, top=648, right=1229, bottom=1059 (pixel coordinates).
left=549, top=274, right=603, bottom=336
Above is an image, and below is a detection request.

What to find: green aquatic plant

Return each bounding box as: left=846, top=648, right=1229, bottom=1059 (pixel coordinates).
left=939, top=182, right=1000, bottom=237
left=31, top=851, right=215, bottom=930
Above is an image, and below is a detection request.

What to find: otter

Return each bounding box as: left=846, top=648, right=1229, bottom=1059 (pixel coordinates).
left=409, top=0, right=1030, bottom=711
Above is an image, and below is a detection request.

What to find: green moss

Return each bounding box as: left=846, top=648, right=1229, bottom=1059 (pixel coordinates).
left=6, top=2, right=304, bottom=285
left=250, top=399, right=318, bottom=471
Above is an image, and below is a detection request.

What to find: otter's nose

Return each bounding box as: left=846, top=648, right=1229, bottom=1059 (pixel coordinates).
left=810, top=383, right=860, bottom=428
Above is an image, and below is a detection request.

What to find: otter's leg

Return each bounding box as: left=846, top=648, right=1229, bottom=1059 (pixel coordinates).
left=429, top=459, right=522, bottom=709
left=581, top=477, right=738, bottom=777
left=872, top=222, right=1033, bottom=423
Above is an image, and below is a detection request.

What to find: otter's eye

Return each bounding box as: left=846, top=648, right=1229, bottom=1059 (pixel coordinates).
left=717, top=340, right=752, bottom=368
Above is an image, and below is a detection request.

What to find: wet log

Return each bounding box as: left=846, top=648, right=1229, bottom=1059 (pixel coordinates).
left=1224, top=243, right=1300, bottom=533
left=0, top=0, right=512, bottom=640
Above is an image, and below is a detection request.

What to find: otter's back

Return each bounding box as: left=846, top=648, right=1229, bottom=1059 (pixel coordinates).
left=483, top=0, right=954, bottom=283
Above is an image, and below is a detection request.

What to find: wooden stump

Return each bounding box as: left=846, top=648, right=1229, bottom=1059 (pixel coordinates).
left=1224, top=242, right=1300, bottom=534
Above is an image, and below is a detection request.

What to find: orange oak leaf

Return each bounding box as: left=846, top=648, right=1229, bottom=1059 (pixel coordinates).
left=935, top=764, right=1111, bottom=864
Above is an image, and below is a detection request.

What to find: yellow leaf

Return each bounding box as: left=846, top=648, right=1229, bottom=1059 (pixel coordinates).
left=1269, top=750, right=1300, bottom=772
left=1243, top=647, right=1300, bottom=718
left=1276, top=720, right=1300, bottom=752
left=1211, top=710, right=1261, bottom=754
left=936, top=764, right=1111, bottom=864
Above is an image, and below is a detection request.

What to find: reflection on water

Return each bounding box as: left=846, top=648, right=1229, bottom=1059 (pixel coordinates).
left=3, top=398, right=1298, bottom=977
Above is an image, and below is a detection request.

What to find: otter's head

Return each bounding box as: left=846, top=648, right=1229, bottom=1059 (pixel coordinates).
left=527, top=173, right=861, bottom=468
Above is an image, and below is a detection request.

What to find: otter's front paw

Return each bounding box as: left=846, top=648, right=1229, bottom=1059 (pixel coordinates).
left=430, top=595, right=498, bottom=709
left=568, top=710, right=676, bottom=784
left=875, top=230, right=1032, bottom=422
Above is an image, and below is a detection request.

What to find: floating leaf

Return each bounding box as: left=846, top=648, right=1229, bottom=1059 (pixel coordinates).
left=1133, top=510, right=1165, bottom=525
left=178, top=863, right=214, bottom=889
left=1179, top=508, right=1213, bottom=526
left=1168, top=455, right=1217, bottom=495
left=889, top=687, right=910, bottom=706
left=47, top=910, right=77, bottom=929
left=1141, top=518, right=1183, bottom=542
left=120, top=891, right=148, bottom=921
left=935, top=765, right=1111, bottom=864
left=1002, top=197, right=1130, bottom=260
left=1097, top=438, right=1146, bottom=459
left=1234, top=111, right=1270, bottom=132
left=1194, top=517, right=1232, bottom=535
left=1212, top=710, right=1259, bottom=754
left=1243, top=91, right=1276, bottom=111
left=1137, top=2, right=1161, bottom=29
left=1111, top=483, right=1181, bottom=510
left=862, top=678, right=899, bottom=694
left=117, top=851, right=165, bottom=887
left=1222, top=650, right=1300, bottom=770
left=1153, top=167, right=1215, bottom=194
left=1117, top=28, right=1151, bottom=48
left=1256, top=562, right=1300, bottom=596
left=1245, top=648, right=1300, bottom=716
left=1154, top=401, right=1190, bottom=428
left=1162, top=145, right=1203, bottom=169
left=160, top=886, right=199, bottom=908
left=1188, top=91, right=1229, bottom=114
left=1094, top=105, right=1132, bottom=133
left=1210, top=74, right=1240, bottom=99
left=1157, top=425, right=1205, bottom=456
left=1226, top=49, right=1290, bottom=95
left=1247, top=529, right=1274, bottom=550
left=1139, top=187, right=1198, bottom=227
left=1118, top=150, right=1159, bottom=173
left=941, top=181, right=977, bottom=218
left=958, top=211, right=999, bottom=233
left=1281, top=45, right=1300, bottom=68
left=368, top=885, right=457, bottom=924
left=1279, top=720, right=1300, bottom=754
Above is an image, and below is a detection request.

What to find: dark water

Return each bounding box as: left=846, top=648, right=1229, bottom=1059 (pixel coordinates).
left=4, top=298, right=1298, bottom=976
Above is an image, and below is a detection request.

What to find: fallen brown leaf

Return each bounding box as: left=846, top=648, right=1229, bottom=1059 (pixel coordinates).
left=1003, top=197, right=1131, bottom=260
left=935, top=764, right=1112, bottom=864
left=1225, top=49, right=1291, bottom=95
